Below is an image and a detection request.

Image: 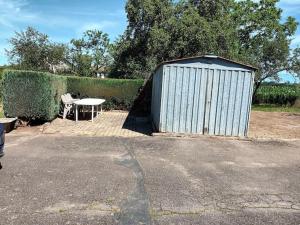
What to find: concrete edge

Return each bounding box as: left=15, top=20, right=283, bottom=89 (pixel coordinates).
left=151, top=132, right=300, bottom=142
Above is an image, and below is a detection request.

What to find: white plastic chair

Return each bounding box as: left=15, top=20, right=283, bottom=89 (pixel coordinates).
left=61, top=94, right=79, bottom=119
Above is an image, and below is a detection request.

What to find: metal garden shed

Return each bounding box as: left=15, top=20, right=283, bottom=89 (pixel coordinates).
left=151, top=55, right=256, bottom=137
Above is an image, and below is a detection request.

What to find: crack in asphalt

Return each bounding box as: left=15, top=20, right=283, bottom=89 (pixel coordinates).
left=151, top=193, right=300, bottom=218
left=152, top=205, right=300, bottom=218
left=116, top=141, right=152, bottom=225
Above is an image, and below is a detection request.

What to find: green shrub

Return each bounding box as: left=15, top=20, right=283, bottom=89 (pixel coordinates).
left=2, top=70, right=67, bottom=121
left=66, top=76, right=144, bottom=110
left=2, top=70, right=144, bottom=121
left=254, top=84, right=300, bottom=106
left=0, top=68, right=4, bottom=102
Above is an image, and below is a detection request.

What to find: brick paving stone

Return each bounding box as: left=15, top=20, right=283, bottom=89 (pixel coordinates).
left=43, top=111, right=152, bottom=137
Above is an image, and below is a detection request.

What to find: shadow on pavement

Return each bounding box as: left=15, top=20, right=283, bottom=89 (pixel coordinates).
left=122, top=114, right=153, bottom=136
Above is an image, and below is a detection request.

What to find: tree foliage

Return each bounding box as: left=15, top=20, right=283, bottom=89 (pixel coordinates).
left=111, top=0, right=241, bottom=79
left=232, top=0, right=299, bottom=95
left=6, top=27, right=112, bottom=77
left=111, top=0, right=174, bottom=78
left=69, top=30, right=112, bottom=77
left=112, top=0, right=300, bottom=87
left=5, top=1, right=300, bottom=85
left=6, top=27, right=68, bottom=73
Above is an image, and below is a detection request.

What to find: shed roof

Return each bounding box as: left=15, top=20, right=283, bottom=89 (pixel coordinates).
left=155, top=55, right=257, bottom=72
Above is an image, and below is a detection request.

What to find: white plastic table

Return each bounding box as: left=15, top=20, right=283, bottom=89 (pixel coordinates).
left=74, top=98, right=106, bottom=122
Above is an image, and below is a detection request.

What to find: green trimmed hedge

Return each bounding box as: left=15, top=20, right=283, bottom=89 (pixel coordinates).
left=0, top=68, right=4, bottom=101
left=2, top=70, right=67, bottom=121
left=66, top=76, right=143, bottom=110
left=2, top=70, right=144, bottom=121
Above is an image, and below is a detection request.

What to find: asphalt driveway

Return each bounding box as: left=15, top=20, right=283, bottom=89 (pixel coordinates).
left=1, top=134, right=300, bottom=225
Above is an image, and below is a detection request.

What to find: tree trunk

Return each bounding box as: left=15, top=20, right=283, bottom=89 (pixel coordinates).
left=252, top=81, right=262, bottom=103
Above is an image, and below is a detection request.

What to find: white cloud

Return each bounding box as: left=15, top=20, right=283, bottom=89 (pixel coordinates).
left=0, top=0, right=38, bottom=64
left=0, top=0, right=37, bottom=28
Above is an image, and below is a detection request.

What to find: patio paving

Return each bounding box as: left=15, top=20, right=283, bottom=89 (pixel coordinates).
left=41, top=111, right=300, bottom=140
left=42, top=111, right=152, bottom=137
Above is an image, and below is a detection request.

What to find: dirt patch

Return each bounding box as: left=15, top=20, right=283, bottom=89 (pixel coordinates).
left=249, top=111, right=300, bottom=139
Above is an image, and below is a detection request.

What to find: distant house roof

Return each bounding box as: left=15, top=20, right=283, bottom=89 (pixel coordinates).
left=155, top=55, right=258, bottom=72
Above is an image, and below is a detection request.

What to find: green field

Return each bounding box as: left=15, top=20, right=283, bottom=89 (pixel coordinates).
left=254, top=84, right=299, bottom=106
left=252, top=104, right=300, bottom=113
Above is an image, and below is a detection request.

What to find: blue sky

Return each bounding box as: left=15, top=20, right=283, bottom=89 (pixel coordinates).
left=0, top=0, right=299, bottom=82
left=0, top=0, right=127, bottom=64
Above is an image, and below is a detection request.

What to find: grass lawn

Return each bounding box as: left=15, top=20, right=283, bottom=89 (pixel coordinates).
left=252, top=104, right=300, bottom=113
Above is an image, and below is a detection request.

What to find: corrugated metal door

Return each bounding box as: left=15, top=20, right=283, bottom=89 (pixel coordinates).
left=205, top=69, right=254, bottom=136
left=160, top=65, right=254, bottom=137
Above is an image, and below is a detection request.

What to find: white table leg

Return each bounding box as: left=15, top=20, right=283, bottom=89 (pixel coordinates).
left=75, top=105, right=78, bottom=122
left=96, top=105, right=99, bottom=118
left=101, top=105, right=103, bottom=114
left=91, top=105, right=94, bottom=122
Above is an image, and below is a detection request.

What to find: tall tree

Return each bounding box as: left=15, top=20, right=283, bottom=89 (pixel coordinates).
left=166, top=0, right=238, bottom=59
left=190, top=0, right=233, bottom=19
left=112, top=0, right=239, bottom=79
left=289, top=48, right=300, bottom=76
left=6, top=27, right=68, bottom=73
left=69, top=30, right=112, bottom=77
left=111, top=0, right=174, bottom=79
left=233, top=0, right=299, bottom=95
left=112, top=0, right=299, bottom=86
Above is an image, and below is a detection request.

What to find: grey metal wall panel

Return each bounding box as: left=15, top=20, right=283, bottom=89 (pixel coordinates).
left=204, top=69, right=213, bottom=134
left=208, top=69, right=221, bottom=135
left=165, top=66, right=176, bottom=132
left=172, top=67, right=182, bottom=132
left=238, top=72, right=251, bottom=136
left=225, top=71, right=238, bottom=135
left=179, top=67, right=189, bottom=133
left=231, top=71, right=244, bottom=136
left=191, top=68, right=202, bottom=134
left=197, top=68, right=207, bottom=134
left=244, top=71, right=255, bottom=136
left=186, top=67, right=197, bottom=133
left=160, top=66, right=169, bottom=131
left=219, top=70, right=231, bottom=135
left=214, top=70, right=225, bottom=135
left=152, top=58, right=255, bottom=137
left=151, top=66, right=163, bottom=130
